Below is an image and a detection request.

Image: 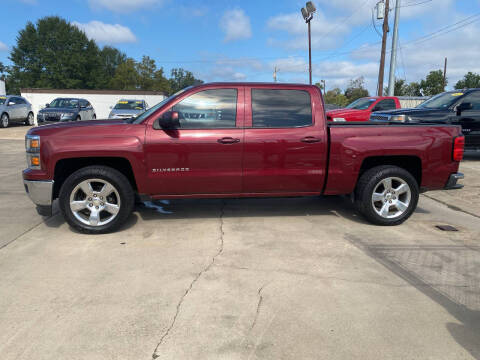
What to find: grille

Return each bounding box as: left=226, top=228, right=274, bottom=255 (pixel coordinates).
left=370, top=115, right=389, bottom=122
left=44, top=112, right=62, bottom=121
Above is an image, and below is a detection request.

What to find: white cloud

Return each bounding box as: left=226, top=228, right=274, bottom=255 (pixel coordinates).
left=267, top=11, right=351, bottom=50
left=73, top=21, right=137, bottom=44
left=220, top=9, right=252, bottom=42
left=89, top=0, right=163, bottom=13
left=0, top=41, right=8, bottom=52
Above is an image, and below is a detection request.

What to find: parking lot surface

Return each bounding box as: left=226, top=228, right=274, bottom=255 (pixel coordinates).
left=1, top=126, right=479, bottom=360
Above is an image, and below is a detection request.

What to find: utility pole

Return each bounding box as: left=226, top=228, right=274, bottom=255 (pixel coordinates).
left=387, top=0, right=401, bottom=96
left=273, top=66, right=278, bottom=82
left=377, top=0, right=390, bottom=96
left=443, top=57, right=447, bottom=91
left=321, top=79, right=326, bottom=97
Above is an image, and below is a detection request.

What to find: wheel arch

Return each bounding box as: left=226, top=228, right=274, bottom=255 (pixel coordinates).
left=53, top=157, right=138, bottom=199
left=359, top=155, right=422, bottom=186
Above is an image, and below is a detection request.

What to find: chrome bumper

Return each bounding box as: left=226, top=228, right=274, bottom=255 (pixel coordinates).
left=445, top=173, right=464, bottom=190
left=23, top=180, right=54, bottom=216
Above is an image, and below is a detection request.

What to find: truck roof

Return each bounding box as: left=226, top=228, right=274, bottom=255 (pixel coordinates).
left=194, top=82, right=317, bottom=88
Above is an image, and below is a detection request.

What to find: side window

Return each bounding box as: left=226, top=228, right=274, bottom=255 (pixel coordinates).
left=252, top=89, right=312, bottom=128
left=460, top=92, right=480, bottom=110
left=86, top=101, right=92, bottom=108
left=16, top=97, right=26, bottom=104
left=80, top=100, right=87, bottom=108
left=10, top=97, right=19, bottom=104
left=375, top=99, right=396, bottom=111
left=172, top=89, right=237, bottom=129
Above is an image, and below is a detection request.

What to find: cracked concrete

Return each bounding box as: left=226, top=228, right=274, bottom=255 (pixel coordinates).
left=1, top=127, right=480, bottom=360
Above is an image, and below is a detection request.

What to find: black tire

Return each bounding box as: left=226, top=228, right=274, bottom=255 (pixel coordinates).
left=92, top=114, right=96, bottom=120
left=25, top=112, right=34, bottom=126
left=0, top=113, right=9, bottom=128
left=355, top=165, right=419, bottom=226
left=75, top=116, right=81, bottom=121
left=59, top=166, right=134, bottom=234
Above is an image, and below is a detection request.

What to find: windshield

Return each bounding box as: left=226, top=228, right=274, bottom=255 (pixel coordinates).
left=346, top=98, right=376, bottom=110
left=0, top=96, right=5, bottom=105
left=114, top=100, right=144, bottom=110
left=131, top=87, right=192, bottom=124
left=49, top=98, right=79, bottom=108
left=417, top=92, right=464, bottom=109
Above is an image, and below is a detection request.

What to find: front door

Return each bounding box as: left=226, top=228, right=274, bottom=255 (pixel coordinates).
left=145, top=87, right=244, bottom=195
left=243, top=87, right=327, bottom=194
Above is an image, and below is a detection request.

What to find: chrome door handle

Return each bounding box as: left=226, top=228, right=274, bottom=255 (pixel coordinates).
left=218, top=137, right=240, bottom=144
left=301, top=136, right=322, bottom=143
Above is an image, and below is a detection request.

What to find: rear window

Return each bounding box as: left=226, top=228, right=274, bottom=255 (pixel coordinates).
left=252, top=89, right=312, bottom=128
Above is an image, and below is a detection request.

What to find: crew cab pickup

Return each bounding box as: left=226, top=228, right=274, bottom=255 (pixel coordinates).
left=370, top=89, right=480, bottom=151
left=22, top=83, right=465, bottom=234
left=327, top=96, right=400, bottom=122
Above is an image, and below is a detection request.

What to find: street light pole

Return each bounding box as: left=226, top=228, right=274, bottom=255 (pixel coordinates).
left=387, top=0, right=401, bottom=96
left=301, top=2, right=316, bottom=85
left=308, top=19, right=312, bottom=85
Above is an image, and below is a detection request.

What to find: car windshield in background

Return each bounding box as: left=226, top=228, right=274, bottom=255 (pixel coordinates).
left=345, top=98, right=376, bottom=110
left=114, top=100, right=143, bottom=110
left=50, top=98, right=79, bottom=108
left=417, top=92, right=464, bottom=109
left=131, top=87, right=192, bottom=124
left=0, top=97, right=6, bottom=105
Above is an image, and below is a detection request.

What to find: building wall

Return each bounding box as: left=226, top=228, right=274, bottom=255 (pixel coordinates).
left=20, top=90, right=166, bottom=119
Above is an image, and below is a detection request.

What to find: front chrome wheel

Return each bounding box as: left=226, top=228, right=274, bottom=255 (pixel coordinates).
left=371, top=177, right=411, bottom=219
left=27, top=112, right=34, bottom=125
left=69, top=178, right=120, bottom=227
left=1, top=114, right=8, bottom=128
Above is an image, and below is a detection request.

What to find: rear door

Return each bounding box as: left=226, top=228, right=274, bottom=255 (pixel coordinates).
left=145, top=86, right=244, bottom=195
left=243, top=86, right=327, bottom=194
left=9, top=97, right=21, bottom=120
left=455, top=91, right=480, bottom=150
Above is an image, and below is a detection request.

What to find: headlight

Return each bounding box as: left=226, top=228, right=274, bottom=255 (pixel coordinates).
left=25, top=135, right=41, bottom=169
left=390, top=115, right=408, bottom=122
left=60, top=113, right=74, bottom=119
left=333, top=117, right=346, bottom=122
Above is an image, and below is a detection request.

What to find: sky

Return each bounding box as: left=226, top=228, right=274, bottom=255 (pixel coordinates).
left=1, top=0, right=480, bottom=94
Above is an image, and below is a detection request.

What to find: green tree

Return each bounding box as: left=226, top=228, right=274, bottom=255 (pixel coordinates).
left=110, top=59, right=138, bottom=90
left=344, top=77, right=369, bottom=103
left=136, top=55, right=156, bottom=90
left=153, top=68, right=171, bottom=93
left=419, top=70, right=445, bottom=96
left=404, top=81, right=422, bottom=96
left=8, top=16, right=101, bottom=93
left=455, top=72, right=480, bottom=89
left=169, top=68, right=203, bottom=94
left=384, top=79, right=409, bottom=96
left=324, top=88, right=349, bottom=107
left=95, top=46, right=127, bottom=89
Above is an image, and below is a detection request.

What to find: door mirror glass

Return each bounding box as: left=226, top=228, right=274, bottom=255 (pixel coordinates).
left=154, top=111, right=180, bottom=129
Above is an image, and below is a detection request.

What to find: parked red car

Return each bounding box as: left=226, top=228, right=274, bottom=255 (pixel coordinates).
left=327, top=96, right=401, bottom=122
left=23, top=83, right=464, bottom=233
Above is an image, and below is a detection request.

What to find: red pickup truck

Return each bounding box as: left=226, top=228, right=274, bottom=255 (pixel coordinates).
left=327, top=96, right=400, bottom=122
left=23, top=83, right=465, bottom=234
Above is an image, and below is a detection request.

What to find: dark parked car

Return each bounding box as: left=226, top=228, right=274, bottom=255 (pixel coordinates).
left=0, top=95, right=34, bottom=128
left=37, top=98, right=96, bottom=123
left=370, top=89, right=480, bottom=151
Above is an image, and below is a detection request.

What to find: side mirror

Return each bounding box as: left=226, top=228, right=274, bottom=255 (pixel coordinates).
left=8, top=101, right=15, bottom=106
left=457, top=102, right=473, bottom=114
left=154, top=111, right=180, bottom=129
left=45, top=103, right=50, bottom=108
left=372, top=106, right=381, bottom=112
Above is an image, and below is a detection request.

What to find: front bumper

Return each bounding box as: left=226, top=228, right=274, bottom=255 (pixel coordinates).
left=445, top=172, right=464, bottom=190
left=23, top=179, right=54, bottom=216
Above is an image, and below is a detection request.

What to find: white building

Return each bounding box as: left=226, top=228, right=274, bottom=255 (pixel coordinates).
left=20, top=88, right=166, bottom=119
left=0, top=80, right=5, bottom=95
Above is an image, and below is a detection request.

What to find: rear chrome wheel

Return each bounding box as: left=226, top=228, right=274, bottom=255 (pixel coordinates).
left=355, top=165, right=419, bottom=226
left=0, top=113, right=9, bottom=128
left=69, top=179, right=121, bottom=227
left=25, top=112, right=34, bottom=126
left=371, top=177, right=411, bottom=219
